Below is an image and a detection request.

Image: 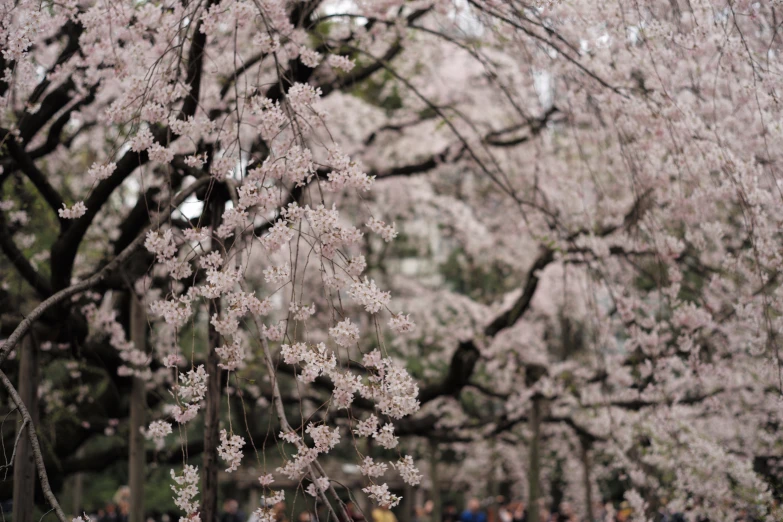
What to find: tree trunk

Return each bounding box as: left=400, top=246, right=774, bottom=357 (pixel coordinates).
left=402, top=482, right=414, bottom=522
left=580, top=437, right=594, bottom=522
left=13, top=334, right=38, bottom=522
left=71, top=448, right=85, bottom=515
left=527, top=397, right=542, bottom=522
left=202, top=198, right=224, bottom=522
left=129, top=296, right=147, bottom=522
left=487, top=444, right=498, bottom=522
left=488, top=454, right=497, bottom=501
left=430, top=441, right=441, bottom=522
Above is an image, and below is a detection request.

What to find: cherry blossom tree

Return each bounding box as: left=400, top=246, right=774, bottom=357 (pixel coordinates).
left=2, top=1, right=783, bottom=521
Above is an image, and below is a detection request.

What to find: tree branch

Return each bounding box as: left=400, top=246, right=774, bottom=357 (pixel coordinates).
left=0, top=211, right=52, bottom=297
left=0, top=129, right=65, bottom=220
left=0, top=369, right=67, bottom=522
left=418, top=247, right=555, bottom=404
left=0, top=177, right=211, bottom=366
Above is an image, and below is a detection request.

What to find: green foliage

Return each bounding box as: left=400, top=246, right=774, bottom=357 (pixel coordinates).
left=351, top=72, right=404, bottom=113
left=74, top=461, right=178, bottom=513
left=0, top=176, right=59, bottom=296
left=440, top=250, right=515, bottom=304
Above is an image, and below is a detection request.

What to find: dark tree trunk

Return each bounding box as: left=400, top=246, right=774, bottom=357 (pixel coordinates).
left=201, top=197, right=224, bottom=522
left=580, top=437, right=594, bottom=522
left=13, top=334, right=39, bottom=522
left=527, top=396, right=542, bottom=522
left=129, top=296, right=146, bottom=522
left=430, top=441, right=442, bottom=522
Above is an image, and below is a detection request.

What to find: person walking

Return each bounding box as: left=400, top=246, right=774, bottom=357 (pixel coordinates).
left=345, top=502, right=366, bottom=522
left=510, top=502, right=526, bottom=522
left=371, top=505, right=398, bottom=522
left=442, top=503, right=459, bottom=522
left=220, top=500, right=245, bottom=522
left=497, top=502, right=512, bottom=522
left=416, top=500, right=435, bottom=522
left=460, top=499, right=487, bottom=522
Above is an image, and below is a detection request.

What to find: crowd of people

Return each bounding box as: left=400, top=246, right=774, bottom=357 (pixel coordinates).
left=421, top=496, right=761, bottom=522
left=223, top=495, right=684, bottom=522
left=75, top=490, right=758, bottom=522
left=89, top=487, right=132, bottom=522
left=417, top=497, right=630, bottom=522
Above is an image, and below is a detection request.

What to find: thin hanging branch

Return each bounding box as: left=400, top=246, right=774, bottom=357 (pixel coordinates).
left=0, top=369, right=67, bottom=522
